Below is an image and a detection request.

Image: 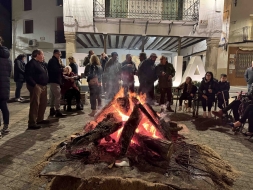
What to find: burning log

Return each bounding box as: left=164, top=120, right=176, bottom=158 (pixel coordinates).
left=72, top=114, right=123, bottom=145
left=116, top=97, right=130, bottom=114
left=134, top=133, right=174, bottom=161
left=119, top=105, right=143, bottom=156
left=143, top=103, right=160, bottom=122
left=160, top=119, right=183, bottom=140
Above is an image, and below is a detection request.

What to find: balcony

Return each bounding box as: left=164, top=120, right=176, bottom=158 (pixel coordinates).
left=93, top=0, right=199, bottom=21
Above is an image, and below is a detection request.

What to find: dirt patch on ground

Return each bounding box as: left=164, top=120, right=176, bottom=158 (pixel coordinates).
left=48, top=176, right=174, bottom=190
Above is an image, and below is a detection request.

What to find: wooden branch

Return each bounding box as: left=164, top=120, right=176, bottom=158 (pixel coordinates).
left=116, top=97, right=130, bottom=115
left=134, top=133, right=174, bottom=161
left=72, top=114, right=122, bottom=145
left=119, top=105, right=143, bottom=155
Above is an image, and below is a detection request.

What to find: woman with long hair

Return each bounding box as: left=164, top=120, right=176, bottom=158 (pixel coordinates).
left=199, top=71, right=218, bottom=118
left=68, top=56, right=78, bottom=75
left=87, top=55, right=103, bottom=116
left=177, top=76, right=197, bottom=112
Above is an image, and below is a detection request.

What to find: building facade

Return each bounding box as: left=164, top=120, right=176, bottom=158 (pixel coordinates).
left=12, top=0, right=65, bottom=63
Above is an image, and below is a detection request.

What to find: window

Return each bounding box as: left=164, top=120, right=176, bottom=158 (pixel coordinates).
left=57, top=0, right=63, bottom=6
left=24, top=0, right=32, bottom=11
left=24, top=20, right=33, bottom=34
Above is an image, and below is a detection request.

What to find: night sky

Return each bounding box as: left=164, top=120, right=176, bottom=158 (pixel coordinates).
left=0, top=0, right=11, bottom=11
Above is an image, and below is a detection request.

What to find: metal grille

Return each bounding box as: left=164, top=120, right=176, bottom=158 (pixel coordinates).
left=93, top=0, right=199, bottom=21
left=236, top=52, right=253, bottom=77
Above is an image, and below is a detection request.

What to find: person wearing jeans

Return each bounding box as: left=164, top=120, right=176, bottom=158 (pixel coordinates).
left=48, top=49, right=67, bottom=117
left=199, top=72, right=218, bottom=118
left=14, top=54, right=26, bottom=101
left=0, top=36, right=12, bottom=134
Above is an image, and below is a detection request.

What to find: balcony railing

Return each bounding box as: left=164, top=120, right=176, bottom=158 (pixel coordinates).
left=93, top=0, right=199, bottom=21
left=55, top=30, right=66, bottom=43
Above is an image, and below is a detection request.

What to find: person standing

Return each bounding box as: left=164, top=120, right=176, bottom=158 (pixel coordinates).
left=0, top=37, right=12, bottom=134
left=104, top=52, right=121, bottom=100
left=68, top=56, right=78, bottom=75
left=25, top=49, right=49, bottom=129
left=83, top=50, right=94, bottom=66
left=100, top=52, right=108, bottom=94
left=87, top=55, right=103, bottom=116
left=48, top=49, right=67, bottom=117
left=155, top=56, right=175, bottom=111
left=121, top=54, right=137, bottom=95
left=244, top=61, right=253, bottom=92
left=14, top=54, right=26, bottom=102
left=138, top=53, right=158, bottom=105
left=137, top=52, right=147, bottom=94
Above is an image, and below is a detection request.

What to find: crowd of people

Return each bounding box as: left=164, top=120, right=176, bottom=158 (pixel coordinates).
left=0, top=35, right=253, bottom=137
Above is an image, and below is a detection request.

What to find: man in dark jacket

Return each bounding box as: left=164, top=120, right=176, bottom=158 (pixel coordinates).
left=217, top=74, right=230, bottom=109
left=0, top=37, right=12, bottom=134
left=155, top=56, right=175, bottom=112
left=48, top=49, right=67, bottom=117
left=14, top=54, right=26, bottom=102
left=138, top=53, right=157, bottom=105
left=137, top=52, right=147, bottom=94
left=121, top=54, right=137, bottom=95
left=25, top=49, right=49, bottom=130
left=83, top=50, right=94, bottom=66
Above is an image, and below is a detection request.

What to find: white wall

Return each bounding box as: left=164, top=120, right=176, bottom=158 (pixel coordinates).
left=12, top=0, right=65, bottom=62
left=229, top=0, right=253, bottom=43
left=192, top=0, right=224, bottom=38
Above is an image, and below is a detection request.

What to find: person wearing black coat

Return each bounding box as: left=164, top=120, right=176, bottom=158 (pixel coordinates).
left=217, top=74, right=230, bottom=110
left=199, top=72, right=218, bottom=118
left=25, top=49, right=49, bottom=130
left=47, top=49, right=67, bottom=117
left=14, top=54, right=26, bottom=101
left=138, top=53, right=158, bottom=105
left=0, top=37, right=12, bottom=134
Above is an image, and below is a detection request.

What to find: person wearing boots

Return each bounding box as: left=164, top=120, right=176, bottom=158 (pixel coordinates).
left=155, top=56, right=175, bottom=111
left=199, top=72, right=218, bottom=118
left=0, top=36, right=12, bottom=134
left=48, top=49, right=67, bottom=117
left=177, top=76, right=197, bottom=112
left=14, top=54, right=26, bottom=102
left=25, top=49, right=49, bottom=130
left=61, top=66, right=83, bottom=111
left=87, top=55, right=103, bottom=117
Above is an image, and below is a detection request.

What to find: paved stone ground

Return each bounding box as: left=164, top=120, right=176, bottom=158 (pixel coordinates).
left=0, top=82, right=252, bottom=190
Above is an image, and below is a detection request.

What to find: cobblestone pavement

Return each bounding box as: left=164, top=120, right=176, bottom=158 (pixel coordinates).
left=0, top=83, right=252, bottom=190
